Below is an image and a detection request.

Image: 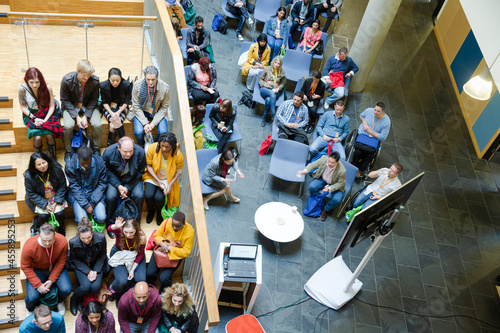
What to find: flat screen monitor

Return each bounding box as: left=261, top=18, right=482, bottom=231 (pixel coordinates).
left=228, top=244, right=258, bottom=260
left=334, top=172, right=425, bottom=257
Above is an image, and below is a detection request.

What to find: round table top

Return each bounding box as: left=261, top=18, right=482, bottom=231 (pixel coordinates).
left=254, top=202, right=304, bottom=243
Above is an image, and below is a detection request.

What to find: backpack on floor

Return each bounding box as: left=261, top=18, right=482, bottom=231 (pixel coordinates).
left=238, top=91, right=254, bottom=108
left=212, top=14, right=227, bottom=34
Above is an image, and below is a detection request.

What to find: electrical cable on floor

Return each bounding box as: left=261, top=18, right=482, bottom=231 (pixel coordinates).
left=354, top=296, right=500, bottom=330
left=255, top=294, right=311, bottom=318
left=312, top=308, right=330, bottom=333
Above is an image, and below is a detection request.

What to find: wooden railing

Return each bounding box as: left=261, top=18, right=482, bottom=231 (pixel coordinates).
left=143, top=0, right=220, bottom=329
left=6, top=12, right=156, bottom=26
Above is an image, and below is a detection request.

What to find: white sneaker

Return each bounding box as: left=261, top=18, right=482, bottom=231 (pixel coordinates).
left=26, top=311, right=33, bottom=318
left=237, top=33, right=244, bottom=41
left=247, top=17, right=254, bottom=25
left=324, top=102, right=330, bottom=109
left=57, top=302, right=66, bottom=316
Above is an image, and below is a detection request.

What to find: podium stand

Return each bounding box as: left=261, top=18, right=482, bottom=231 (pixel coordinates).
left=213, top=242, right=262, bottom=313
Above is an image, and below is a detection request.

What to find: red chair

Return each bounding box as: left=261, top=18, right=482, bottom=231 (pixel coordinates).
left=225, top=314, right=266, bottom=333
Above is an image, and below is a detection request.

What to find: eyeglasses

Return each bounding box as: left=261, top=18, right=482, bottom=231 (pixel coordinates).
left=38, top=320, right=52, bottom=327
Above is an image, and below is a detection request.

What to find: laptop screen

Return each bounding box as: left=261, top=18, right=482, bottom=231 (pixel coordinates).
left=228, top=244, right=258, bottom=260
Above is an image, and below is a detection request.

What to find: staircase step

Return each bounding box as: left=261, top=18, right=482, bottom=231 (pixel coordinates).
left=0, top=131, right=16, bottom=153
left=0, top=201, right=20, bottom=225
left=0, top=300, right=24, bottom=330
left=0, top=97, right=12, bottom=108
left=0, top=176, right=16, bottom=201
left=0, top=108, right=13, bottom=130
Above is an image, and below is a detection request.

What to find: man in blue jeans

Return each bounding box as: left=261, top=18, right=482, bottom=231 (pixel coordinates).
left=322, top=47, right=358, bottom=109
left=21, top=223, right=72, bottom=317
left=65, top=146, right=108, bottom=226
left=226, top=0, right=254, bottom=41
left=103, top=137, right=146, bottom=237
left=129, top=66, right=169, bottom=147
left=353, top=163, right=403, bottom=209
left=298, top=151, right=346, bottom=221
left=309, top=99, right=349, bottom=160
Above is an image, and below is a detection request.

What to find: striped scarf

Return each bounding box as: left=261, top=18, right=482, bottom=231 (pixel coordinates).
left=138, top=79, right=157, bottom=118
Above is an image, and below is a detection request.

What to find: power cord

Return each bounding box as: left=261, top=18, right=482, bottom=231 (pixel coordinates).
left=256, top=294, right=311, bottom=318
left=312, top=308, right=330, bottom=333
left=354, top=296, right=500, bottom=330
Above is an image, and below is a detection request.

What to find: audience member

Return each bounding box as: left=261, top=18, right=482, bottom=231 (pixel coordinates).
left=201, top=149, right=245, bottom=210
left=61, top=60, right=101, bottom=163
left=209, top=99, right=236, bottom=153
left=290, top=0, right=315, bottom=41
left=242, top=33, right=270, bottom=90
left=68, top=218, right=109, bottom=316
left=322, top=47, right=358, bottom=108
left=24, top=152, right=67, bottom=235
left=159, top=283, right=199, bottom=333
left=226, top=0, right=254, bottom=41
left=299, top=19, right=322, bottom=55
left=20, top=304, right=66, bottom=332
left=276, top=91, right=309, bottom=144
left=353, top=164, right=403, bottom=209
left=143, top=132, right=184, bottom=225
left=300, top=70, right=326, bottom=133
left=191, top=105, right=206, bottom=150
left=75, top=301, right=116, bottom=333
left=21, top=223, right=71, bottom=316
left=19, top=67, right=62, bottom=158
left=298, top=151, right=346, bottom=221
left=103, top=137, right=146, bottom=232
left=118, top=282, right=161, bottom=333
left=146, top=212, right=194, bottom=293
left=309, top=100, right=349, bottom=159
left=165, top=0, right=187, bottom=29
left=351, top=102, right=391, bottom=177
left=129, top=66, right=170, bottom=147
left=172, top=17, right=183, bottom=41
left=315, top=0, right=343, bottom=32
left=187, top=56, right=220, bottom=105
left=65, top=146, right=107, bottom=226
left=266, top=7, right=287, bottom=60
left=100, top=67, right=131, bottom=146
left=259, top=56, right=286, bottom=126
left=108, top=218, right=147, bottom=302
left=186, top=16, right=210, bottom=63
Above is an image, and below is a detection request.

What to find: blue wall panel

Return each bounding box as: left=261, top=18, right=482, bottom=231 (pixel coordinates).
left=472, top=91, right=500, bottom=152
left=450, top=30, right=483, bottom=93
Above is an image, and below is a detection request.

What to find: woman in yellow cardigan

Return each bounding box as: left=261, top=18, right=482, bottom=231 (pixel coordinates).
left=242, top=33, right=271, bottom=90
left=146, top=211, right=194, bottom=293
left=143, top=132, right=184, bottom=225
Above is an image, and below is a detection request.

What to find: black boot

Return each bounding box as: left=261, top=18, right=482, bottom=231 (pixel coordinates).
left=70, top=295, right=78, bottom=316
left=107, top=131, right=116, bottom=147
left=48, top=143, right=57, bottom=160
left=157, top=210, right=164, bottom=226
left=146, top=210, right=155, bottom=224
left=115, top=126, right=126, bottom=139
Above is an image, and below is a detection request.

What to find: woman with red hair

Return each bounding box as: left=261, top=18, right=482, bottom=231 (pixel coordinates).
left=186, top=57, right=220, bottom=106
left=18, top=67, right=63, bottom=158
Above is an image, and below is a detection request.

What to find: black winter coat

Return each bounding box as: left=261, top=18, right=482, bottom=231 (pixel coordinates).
left=24, top=164, right=67, bottom=212
left=68, top=231, right=108, bottom=274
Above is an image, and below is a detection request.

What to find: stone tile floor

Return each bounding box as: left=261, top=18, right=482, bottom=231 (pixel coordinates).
left=192, top=0, right=500, bottom=332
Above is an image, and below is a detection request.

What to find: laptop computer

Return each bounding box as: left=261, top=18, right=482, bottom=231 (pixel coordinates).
left=225, top=244, right=258, bottom=279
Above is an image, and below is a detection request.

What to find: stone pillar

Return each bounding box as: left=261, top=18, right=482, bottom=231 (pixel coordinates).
left=349, top=0, right=402, bottom=93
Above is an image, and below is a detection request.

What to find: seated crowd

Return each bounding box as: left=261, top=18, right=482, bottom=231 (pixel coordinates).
left=18, top=2, right=404, bottom=331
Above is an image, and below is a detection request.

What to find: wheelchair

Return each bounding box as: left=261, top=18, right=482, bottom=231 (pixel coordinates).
left=344, top=129, right=381, bottom=177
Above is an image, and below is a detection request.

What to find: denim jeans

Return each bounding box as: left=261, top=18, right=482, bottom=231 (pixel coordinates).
left=325, top=86, right=345, bottom=105
left=227, top=5, right=250, bottom=34
left=267, top=35, right=284, bottom=60
left=133, top=117, right=168, bottom=146
left=309, top=137, right=346, bottom=160
left=25, top=268, right=72, bottom=311
left=68, top=193, right=106, bottom=224
left=309, top=178, right=344, bottom=212
left=260, top=87, right=280, bottom=118
left=120, top=320, right=150, bottom=333
left=109, top=245, right=147, bottom=295
left=353, top=191, right=377, bottom=209
left=106, top=182, right=144, bottom=225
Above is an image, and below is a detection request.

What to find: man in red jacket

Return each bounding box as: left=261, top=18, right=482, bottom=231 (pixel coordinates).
left=21, top=223, right=71, bottom=317
left=118, top=282, right=162, bottom=333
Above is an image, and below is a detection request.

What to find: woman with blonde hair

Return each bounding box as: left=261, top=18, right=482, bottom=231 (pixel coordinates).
left=158, top=283, right=199, bottom=333
left=258, top=56, right=285, bottom=127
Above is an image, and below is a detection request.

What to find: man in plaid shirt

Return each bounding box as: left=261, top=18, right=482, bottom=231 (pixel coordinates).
left=276, top=91, right=309, bottom=144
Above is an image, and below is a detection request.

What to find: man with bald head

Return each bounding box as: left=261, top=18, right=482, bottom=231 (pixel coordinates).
left=103, top=136, right=146, bottom=237
left=118, top=282, right=162, bottom=333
